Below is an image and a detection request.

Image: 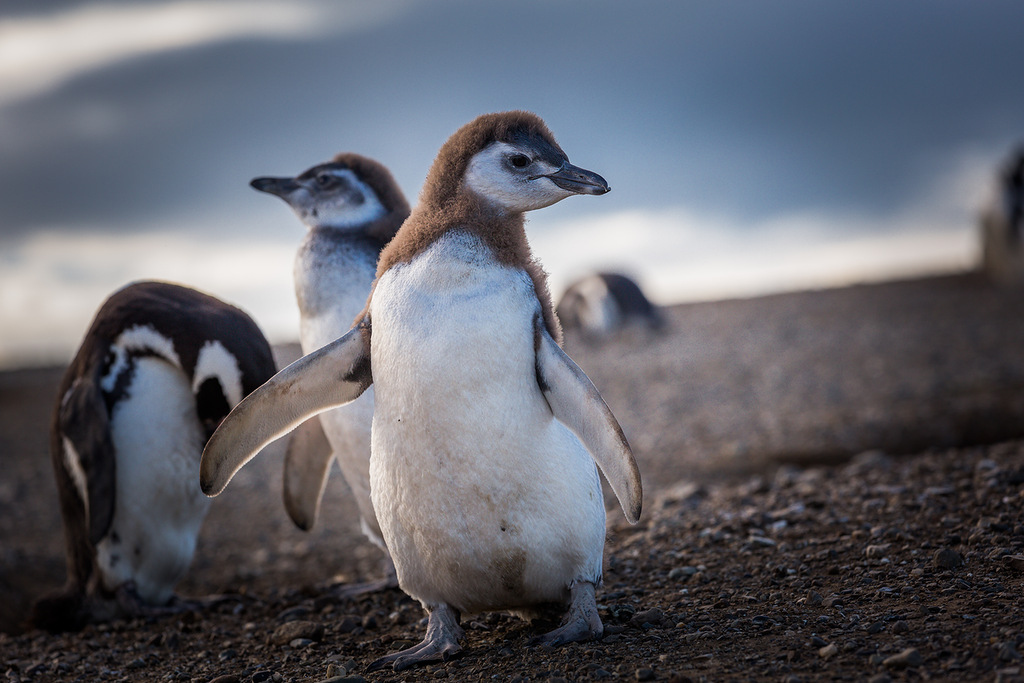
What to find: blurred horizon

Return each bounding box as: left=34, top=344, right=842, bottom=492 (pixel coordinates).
left=2, top=0, right=1023, bottom=369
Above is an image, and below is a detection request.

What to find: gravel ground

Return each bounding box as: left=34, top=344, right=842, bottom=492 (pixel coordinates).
left=2, top=273, right=1023, bottom=682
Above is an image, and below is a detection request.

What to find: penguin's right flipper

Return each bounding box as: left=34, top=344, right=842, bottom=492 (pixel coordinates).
left=283, top=416, right=334, bottom=531
left=58, top=375, right=117, bottom=546
left=200, top=322, right=372, bottom=497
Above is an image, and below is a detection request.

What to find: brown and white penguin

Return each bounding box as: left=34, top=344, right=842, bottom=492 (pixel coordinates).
left=250, top=154, right=409, bottom=593
left=200, top=111, right=643, bottom=671
left=31, top=281, right=276, bottom=632
left=556, top=271, right=665, bottom=339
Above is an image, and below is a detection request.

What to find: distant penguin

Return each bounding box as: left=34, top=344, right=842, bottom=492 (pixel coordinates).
left=201, top=111, right=642, bottom=671
left=981, top=145, right=1024, bottom=285
left=31, top=281, right=276, bottom=632
left=556, top=272, right=664, bottom=338
left=250, top=154, right=409, bottom=591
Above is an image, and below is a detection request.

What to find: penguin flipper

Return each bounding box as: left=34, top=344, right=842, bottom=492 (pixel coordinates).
left=58, top=376, right=117, bottom=546
left=283, top=416, right=334, bottom=531
left=200, top=323, right=372, bottom=496
left=533, top=314, right=643, bottom=523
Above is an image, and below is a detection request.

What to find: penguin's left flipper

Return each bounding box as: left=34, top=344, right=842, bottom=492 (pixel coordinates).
left=58, top=375, right=117, bottom=546
left=283, top=416, right=334, bottom=531
left=534, top=314, right=643, bottom=523
left=201, top=321, right=372, bottom=497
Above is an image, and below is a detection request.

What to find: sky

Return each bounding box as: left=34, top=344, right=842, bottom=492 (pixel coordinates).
left=2, top=0, right=1023, bottom=367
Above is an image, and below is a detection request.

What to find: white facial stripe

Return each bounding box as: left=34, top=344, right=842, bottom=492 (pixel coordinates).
left=117, top=324, right=181, bottom=366
left=62, top=436, right=90, bottom=517
left=463, top=141, right=570, bottom=213
left=192, top=340, right=244, bottom=408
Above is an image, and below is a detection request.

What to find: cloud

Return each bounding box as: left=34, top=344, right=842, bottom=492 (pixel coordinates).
left=0, top=0, right=406, bottom=106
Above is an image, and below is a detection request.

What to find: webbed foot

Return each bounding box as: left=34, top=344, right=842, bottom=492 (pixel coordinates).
left=530, top=580, right=603, bottom=646
left=367, top=603, right=463, bottom=671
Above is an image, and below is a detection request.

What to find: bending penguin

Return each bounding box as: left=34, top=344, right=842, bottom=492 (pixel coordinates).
left=201, top=111, right=643, bottom=670
left=980, top=145, right=1024, bottom=286
left=249, top=153, right=409, bottom=592
left=32, top=281, right=276, bottom=632
left=556, top=271, right=664, bottom=339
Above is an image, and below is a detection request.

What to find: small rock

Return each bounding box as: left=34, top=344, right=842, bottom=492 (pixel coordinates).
left=218, top=649, right=237, bottom=662
left=891, top=620, right=909, bottom=634
left=631, top=608, right=665, bottom=627
left=290, top=638, right=314, bottom=648
left=818, top=643, right=838, bottom=659
left=277, top=606, right=311, bottom=622
left=865, top=544, right=890, bottom=559
left=208, top=677, right=240, bottom=683
left=1006, top=555, right=1024, bottom=572
left=251, top=672, right=273, bottom=682
left=933, top=548, right=962, bottom=569
left=882, top=648, right=922, bottom=669
left=635, top=668, right=655, bottom=681
left=806, top=591, right=823, bottom=607
left=867, top=675, right=892, bottom=683
left=1000, top=642, right=1023, bottom=662
left=270, top=620, right=324, bottom=646
left=866, top=621, right=884, bottom=634
left=810, top=635, right=828, bottom=647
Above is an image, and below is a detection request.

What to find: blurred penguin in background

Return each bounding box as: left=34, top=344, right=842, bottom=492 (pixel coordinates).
left=980, top=145, right=1024, bottom=286
left=556, top=271, right=665, bottom=340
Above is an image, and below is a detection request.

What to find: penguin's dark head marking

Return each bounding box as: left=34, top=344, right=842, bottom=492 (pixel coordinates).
left=195, top=377, right=231, bottom=441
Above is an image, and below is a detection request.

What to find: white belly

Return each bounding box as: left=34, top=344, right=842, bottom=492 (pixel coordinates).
left=96, top=357, right=208, bottom=604
left=368, top=231, right=605, bottom=614
left=294, top=237, right=380, bottom=542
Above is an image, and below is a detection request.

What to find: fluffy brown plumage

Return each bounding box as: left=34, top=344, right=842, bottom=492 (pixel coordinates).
left=377, top=111, right=564, bottom=343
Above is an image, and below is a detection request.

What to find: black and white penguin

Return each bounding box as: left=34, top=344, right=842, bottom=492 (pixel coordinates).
left=981, top=145, right=1024, bottom=285
left=250, top=154, right=409, bottom=591
left=201, top=112, right=642, bottom=670
left=556, top=271, right=665, bottom=338
left=31, top=281, right=276, bottom=632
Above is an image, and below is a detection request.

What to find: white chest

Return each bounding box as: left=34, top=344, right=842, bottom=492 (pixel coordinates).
left=96, top=357, right=208, bottom=604
left=367, top=231, right=605, bottom=613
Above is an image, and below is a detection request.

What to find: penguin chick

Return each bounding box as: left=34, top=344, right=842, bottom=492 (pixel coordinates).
left=980, top=145, right=1024, bottom=286
left=201, top=111, right=642, bottom=671
left=31, top=281, right=275, bottom=632
left=250, top=154, right=409, bottom=593
left=556, top=271, right=665, bottom=339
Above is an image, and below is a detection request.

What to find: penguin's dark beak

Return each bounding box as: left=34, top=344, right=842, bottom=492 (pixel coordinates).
left=250, top=176, right=301, bottom=198
left=540, top=162, right=610, bottom=195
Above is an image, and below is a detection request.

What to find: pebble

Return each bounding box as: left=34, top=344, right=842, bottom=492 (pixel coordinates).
left=1006, top=555, right=1024, bottom=572
left=251, top=672, right=273, bottom=682
left=818, top=643, right=838, bottom=659
left=865, top=544, right=891, bottom=559
left=882, top=648, right=922, bottom=669
left=635, top=668, right=655, bottom=681
left=932, top=548, right=962, bottom=569
left=1000, top=642, right=1023, bottom=662
left=208, top=676, right=240, bottom=683
left=806, top=591, right=823, bottom=607
left=631, top=608, right=665, bottom=627
left=270, top=620, right=324, bottom=646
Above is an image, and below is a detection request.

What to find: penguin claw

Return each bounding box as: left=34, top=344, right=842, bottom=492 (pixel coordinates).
left=329, top=575, right=399, bottom=601
left=367, top=603, right=463, bottom=672
left=530, top=580, right=603, bottom=647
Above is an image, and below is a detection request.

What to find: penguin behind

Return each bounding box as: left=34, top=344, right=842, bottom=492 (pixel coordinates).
left=250, top=154, right=409, bottom=592
left=980, top=145, right=1024, bottom=286
left=31, top=281, right=276, bottom=632
left=556, top=271, right=665, bottom=339
left=201, top=111, right=643, bottom=670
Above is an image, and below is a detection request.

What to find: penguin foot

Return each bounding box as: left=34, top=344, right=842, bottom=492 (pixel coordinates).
left=367, top=603, right=463, bottom=672
left=530, top=581, right=603, bottom=647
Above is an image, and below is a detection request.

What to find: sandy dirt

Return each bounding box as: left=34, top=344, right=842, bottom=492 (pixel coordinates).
left=2, top=272, right=1023, bottom=682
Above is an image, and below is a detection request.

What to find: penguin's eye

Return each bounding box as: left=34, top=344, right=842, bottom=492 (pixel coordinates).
left=508, top=154, right=531, bottom=169
left=316, top=173, right=336, bottom=187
